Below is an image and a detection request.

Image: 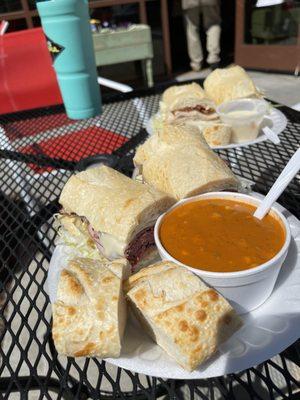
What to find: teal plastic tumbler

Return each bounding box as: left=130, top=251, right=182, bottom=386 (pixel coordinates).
left=36, top=0, right=101, bottom=119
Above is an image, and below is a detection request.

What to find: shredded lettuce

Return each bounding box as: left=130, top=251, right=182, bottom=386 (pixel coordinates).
left=53, top=214, right=103, bottom=260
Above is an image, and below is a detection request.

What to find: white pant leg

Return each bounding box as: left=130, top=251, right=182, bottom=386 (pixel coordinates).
left=206, top=24, right=221, bottom=63
left=183, top=7, right=203, bottom=69
left=202, top=5, right=221, bottom=64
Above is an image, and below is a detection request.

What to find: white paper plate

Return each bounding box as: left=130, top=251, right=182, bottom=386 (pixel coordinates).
left=47, top=194, right=300, bottom=379
left=145, top=108, right=287, bottom=150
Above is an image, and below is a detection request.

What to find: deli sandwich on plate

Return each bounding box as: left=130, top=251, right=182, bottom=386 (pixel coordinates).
left=203, top=65, right=262, bottom=105
left=56, top=165, right=175, bottom=271
left=157, top=66, right=263, bottom=147
left=160, top=82, right=218, bottom=123
left=134, top=123, right=239, bottom=200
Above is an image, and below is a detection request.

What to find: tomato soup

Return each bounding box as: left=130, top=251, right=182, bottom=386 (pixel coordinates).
left=159, top=198, right=285, bottom=273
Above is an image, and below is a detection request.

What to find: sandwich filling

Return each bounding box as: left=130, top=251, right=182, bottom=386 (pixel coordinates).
left=55, top=213, right=156, bottom=268
left=172, top=104, right=215, bottom=116
left=125, top=226, right=155, bottom=267
left=171, top=103, right=218, bottom=121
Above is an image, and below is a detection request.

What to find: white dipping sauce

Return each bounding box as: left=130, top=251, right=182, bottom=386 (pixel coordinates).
left=217, top=99, right=268, bottom=144
left=226, top=110, right=258, bottom=118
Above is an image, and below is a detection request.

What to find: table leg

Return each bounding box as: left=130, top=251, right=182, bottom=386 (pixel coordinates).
left=143, top=59, right=153, bottom=88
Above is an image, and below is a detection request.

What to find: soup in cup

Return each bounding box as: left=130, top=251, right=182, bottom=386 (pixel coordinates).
left=154, top=192, right=291, bottom=314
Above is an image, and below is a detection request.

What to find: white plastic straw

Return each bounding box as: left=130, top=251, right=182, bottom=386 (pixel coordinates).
left=254, top=148, right=300, bottom=219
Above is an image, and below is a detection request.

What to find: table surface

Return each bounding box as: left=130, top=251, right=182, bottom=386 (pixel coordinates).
left=0, top=84, right=299, bottom=399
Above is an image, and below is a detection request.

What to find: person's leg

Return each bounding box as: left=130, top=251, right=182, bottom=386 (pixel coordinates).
left=202, top=4, right=221, bottom=65
left=183, top=7, right=203, bottom=71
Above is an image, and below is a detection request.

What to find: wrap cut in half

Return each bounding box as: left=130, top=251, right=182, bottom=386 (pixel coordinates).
left=125, top=261, right=243, bottom=371
left=204, top=65, right=263, bottom=105
left=57, top=166, right=175, bottom=271
left=134, top=123, right=239, bottom=200
left=52, top=257, right=129, bottom=358
left=160, top=82, right=218, bottom=123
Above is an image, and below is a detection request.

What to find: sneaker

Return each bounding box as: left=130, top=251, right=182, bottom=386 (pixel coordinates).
left=191, top=63, right=202, bottom=72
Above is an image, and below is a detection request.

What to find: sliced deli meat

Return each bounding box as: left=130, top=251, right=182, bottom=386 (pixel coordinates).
left=172, top=104, right=215, bottom=116
left=125, top=226, right=155, bottom=268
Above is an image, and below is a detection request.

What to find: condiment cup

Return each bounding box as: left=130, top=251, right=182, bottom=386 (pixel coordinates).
left=154, top=192, right=291, bottom=314
left=217, top=99, right=268, bottom=143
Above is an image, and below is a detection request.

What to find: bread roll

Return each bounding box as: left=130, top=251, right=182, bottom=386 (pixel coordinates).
left=59, top=166, right=175, bottom=244
left=204, top=65, right=262, bottom=105
left=134, top=123, right=204, bottom=166
left=125, top=261, right=242, bottom=371
left=187, top=120, right=232, bottom=147
left=203, top=123, right=232, bottom=147
left=134, top=124, right=239, bottom=200
left=52, top=258, right=128, bottom=358
left=161, top=82, right=207, bottom=107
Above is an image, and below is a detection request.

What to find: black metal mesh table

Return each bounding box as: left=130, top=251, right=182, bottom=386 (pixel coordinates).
left=0, top=86, right=299, bottom=399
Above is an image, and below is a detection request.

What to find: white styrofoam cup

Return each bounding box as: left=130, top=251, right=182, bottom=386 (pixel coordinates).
left=154, top=192, right=291, bottom=314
